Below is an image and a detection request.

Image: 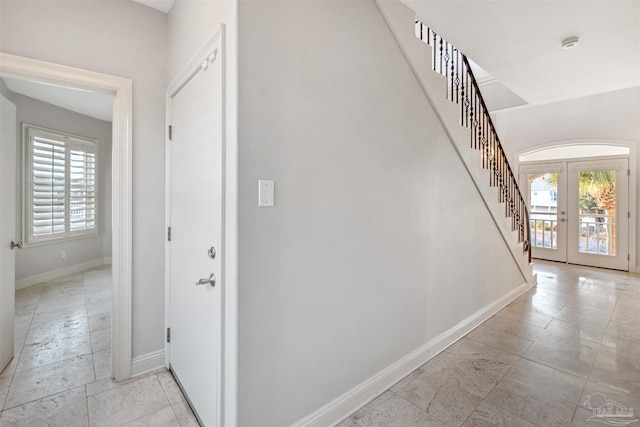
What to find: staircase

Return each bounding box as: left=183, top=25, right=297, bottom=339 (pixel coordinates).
left=376, top=0, right=535, bottom=283
left=417, top=22, right=531, bottom=262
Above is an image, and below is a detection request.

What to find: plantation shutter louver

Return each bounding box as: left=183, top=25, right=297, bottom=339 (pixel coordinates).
left=32, top=136, right=66, bottom=236
left=25, top=125, right=98, bottom=244
left=69, top=146, right=97, bottom=232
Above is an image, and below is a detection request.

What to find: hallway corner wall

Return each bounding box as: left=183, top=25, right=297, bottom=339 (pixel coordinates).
left=236, top=1, right=527, bottom=425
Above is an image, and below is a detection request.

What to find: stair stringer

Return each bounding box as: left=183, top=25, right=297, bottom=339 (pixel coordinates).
left=375, top=0, right=535, bottom=285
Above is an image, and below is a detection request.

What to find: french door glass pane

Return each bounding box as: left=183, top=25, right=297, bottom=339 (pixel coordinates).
left=528, top=173, right=558, bottom=249
left=578, top=170, right=616, bottom=255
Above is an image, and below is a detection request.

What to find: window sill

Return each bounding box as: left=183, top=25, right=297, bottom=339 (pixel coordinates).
left=23, top=232, right=100, bottom=249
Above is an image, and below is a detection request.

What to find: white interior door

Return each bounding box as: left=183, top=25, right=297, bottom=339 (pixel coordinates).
left=168, top=39, right=224, bottom=426
left=567, top=159, right=629, bottom=270
left=0, top=94, right=17, bottom=373
left=521, top=163, right=567, bottom=262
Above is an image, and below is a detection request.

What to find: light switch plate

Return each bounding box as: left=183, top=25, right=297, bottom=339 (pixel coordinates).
left=258, top=180, right=274, bottom=207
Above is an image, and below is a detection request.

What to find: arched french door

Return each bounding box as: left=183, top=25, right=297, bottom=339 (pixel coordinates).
left=520, top=159, right=629, bottom=270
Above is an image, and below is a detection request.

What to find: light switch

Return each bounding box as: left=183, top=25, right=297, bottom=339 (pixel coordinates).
left=258, top=180, right=274, bottom=207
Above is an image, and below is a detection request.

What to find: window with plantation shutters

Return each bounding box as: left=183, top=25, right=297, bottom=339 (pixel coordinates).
left=24, top=125, right=98, bottom=244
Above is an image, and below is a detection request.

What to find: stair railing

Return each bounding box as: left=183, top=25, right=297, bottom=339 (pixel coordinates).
left=416, top=21, right=531, bottom=262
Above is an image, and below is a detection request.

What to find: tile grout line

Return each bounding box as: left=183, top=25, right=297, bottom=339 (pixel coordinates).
left=84, top=270, right=100, bottom=388
left=477, top=352, right=547, bottom=427
left=0, top=283, right=45, bottom=413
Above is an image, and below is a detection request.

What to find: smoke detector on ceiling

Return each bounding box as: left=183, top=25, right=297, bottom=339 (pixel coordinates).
left=561, top=37, right=580, bottom=49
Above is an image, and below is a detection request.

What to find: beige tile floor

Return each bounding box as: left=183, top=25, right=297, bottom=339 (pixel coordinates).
left=1, top=262, right=638, bottom=426
left=338, top=261, right=640, bottom=427
left=0, top=265, right=199, bottom=427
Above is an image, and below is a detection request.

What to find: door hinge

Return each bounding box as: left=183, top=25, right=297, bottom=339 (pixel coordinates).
left=629, top=212, right=631, bottom=219
left=166, top=327, right=171, bottom=343
left=167, top=226, right=172, bottom=242
left=628, top=169, right=631, bottom=176
left=628, top=254, right=631, bottom=261
left=168, top=125, right=173, bottom=141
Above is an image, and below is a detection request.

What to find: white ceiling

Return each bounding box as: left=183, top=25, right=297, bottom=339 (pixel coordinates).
left=132, top=0, right=173, bottom=13
left=467, top=59, right=527, bottom=111
left=3, top=77, right=113, bottom=122
left=404, top=0, right=640, bottom=106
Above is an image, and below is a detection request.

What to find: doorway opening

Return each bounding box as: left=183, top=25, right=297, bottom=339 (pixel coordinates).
left=0, top=52, right=133, bottom=380
left=2, top=83, right=114, bottom=397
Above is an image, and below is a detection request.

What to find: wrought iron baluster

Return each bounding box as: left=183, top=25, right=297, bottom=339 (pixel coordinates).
left=482, top=106, right=487, bottom=168
left=483, top=108, right=488, bottom=169
left=470, top=85, right=475, bottom=148
left=432, top=30, right=437, bottom=70
left=450, top=47, right=455, bottom=103
left=476, top=92, right=480, bottom=150
left=461, top=62, right=467, bottom=127
left=494, top=134, right=498, bottom=188
left=455, top=49, right=459, bottom=105
left=489, top=129, right=495, bottom=187
left=496, top=151, right=499, bottom=187
left=438, top=33, right=442, bottom=72
left=493, top=133, right=497, bottom=188
left=501, top=153, right=504, bottom=199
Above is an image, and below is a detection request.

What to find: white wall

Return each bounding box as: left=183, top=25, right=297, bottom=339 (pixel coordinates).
left=237, top=1, right=525, bottom=425
left=0, top=0, right=168, bottom=358
left=494, top=88, right=639, bottom=157
left=10, top=92, right=112, bottom=280
left=493, top=86, right=640, bottom=269
left=0, top=79, right=9, bottom=98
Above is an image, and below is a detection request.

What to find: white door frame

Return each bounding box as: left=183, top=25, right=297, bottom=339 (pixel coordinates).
left=164, top=25, right=227, bottom=425
left=0, top=52, right=134, bottom=380
left=516, top=139, right=636, bottom=272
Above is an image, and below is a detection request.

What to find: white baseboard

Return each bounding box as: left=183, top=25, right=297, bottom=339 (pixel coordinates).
left=16, top=257, right=111, bottom=290
left=292, top=280, right=533, bottom=427
left=132, top=350, right=165, bottom=377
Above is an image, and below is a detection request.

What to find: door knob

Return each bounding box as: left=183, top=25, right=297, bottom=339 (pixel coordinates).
left=196, top=273, right=216, bottom=287
left=10, top=240, right=23, bottom=250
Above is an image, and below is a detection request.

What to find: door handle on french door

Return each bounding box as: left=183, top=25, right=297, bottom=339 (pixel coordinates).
left=10, top=240, right=23, bottom=249
left=196, top=273, right=216, bottom=287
